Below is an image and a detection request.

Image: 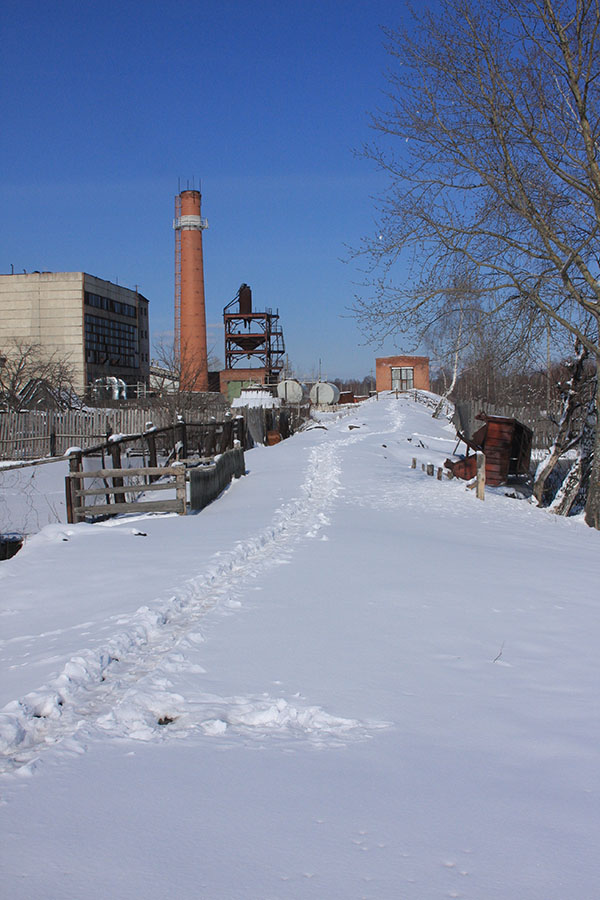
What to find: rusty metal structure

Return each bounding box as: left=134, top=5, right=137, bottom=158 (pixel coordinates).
left=222, top=283, right=285, bottom=386
left=173, top=188, right=209, bottom=391
left=446, top=412, right=533, bottom=486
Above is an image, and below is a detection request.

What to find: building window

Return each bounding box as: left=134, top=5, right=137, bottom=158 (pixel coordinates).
left=84, top=313, right=139, bottom=368
left=84, top=292, right=137, bottom=319
left=391, top=366, right=414, bottom=391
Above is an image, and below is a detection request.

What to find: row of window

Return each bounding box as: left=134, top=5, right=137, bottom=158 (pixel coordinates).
left=86, top=349, right=138, bottom=368
left=85, top=313, right=137, bottom=346
left=85, top=313, right=138, bottom=368
left=85, top=291, right=137, bottom=319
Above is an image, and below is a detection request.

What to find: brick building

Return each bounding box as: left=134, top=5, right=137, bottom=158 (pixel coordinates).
left=375, top=355, right=430, bottom=393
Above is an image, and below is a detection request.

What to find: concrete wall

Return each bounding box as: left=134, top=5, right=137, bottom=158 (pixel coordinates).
left=0, top=272, right=86, bottom=390
left=0, top=272, right=150, bottom=395
left=375, top=355, right=430, bottom=392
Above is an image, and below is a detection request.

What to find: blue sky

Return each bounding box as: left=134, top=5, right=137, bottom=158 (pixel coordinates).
left=1, top=0, right=413, bottom=379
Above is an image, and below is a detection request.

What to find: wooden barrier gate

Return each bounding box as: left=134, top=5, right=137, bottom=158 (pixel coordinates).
left=66, top=465, right=187, bottom=523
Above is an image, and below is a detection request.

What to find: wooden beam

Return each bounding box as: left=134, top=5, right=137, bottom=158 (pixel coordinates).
left=75, top=499, right=184, bottom=518
left=67, top=465, right=185, bottom=479
left=74, top=482, right=180, bottom=497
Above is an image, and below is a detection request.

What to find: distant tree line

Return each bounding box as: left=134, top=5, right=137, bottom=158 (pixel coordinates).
left=331, top=375, right=375, bottom=396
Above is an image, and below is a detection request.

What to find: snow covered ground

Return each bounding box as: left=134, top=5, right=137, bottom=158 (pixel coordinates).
left=1, top=393, right=599, bottom=899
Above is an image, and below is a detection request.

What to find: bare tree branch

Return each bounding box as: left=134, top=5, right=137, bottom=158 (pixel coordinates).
left=0, top=340, right=78, bottom=412
left=354, top=0, right=600, bottom=527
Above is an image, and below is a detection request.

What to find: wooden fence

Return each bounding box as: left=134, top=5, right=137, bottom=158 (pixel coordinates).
left=65, top=446, right=246, bottom=523
left=0, top=409, right=179, bottom=460
left=0, top=406, right=295, bottom=460
left=188, top=449, right=246, bottom=511
left=66, top=465, right=187, bottom=523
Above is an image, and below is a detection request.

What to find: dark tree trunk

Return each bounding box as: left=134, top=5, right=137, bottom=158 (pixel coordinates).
left=552, top=369, right=597, bottom=522
left=584, top=366, right=600, bottom=530
left=533, top=346, right=587, bottom=506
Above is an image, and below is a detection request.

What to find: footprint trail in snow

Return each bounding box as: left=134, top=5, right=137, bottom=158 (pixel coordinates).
left=0, top=428, right=387, bottom=775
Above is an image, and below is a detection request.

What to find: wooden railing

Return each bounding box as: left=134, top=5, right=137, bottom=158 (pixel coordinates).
left=65, top=465, right=187, bottom=523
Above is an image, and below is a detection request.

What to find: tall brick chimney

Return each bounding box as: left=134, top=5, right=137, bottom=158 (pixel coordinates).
left=174, top=189, right=208, bottom=391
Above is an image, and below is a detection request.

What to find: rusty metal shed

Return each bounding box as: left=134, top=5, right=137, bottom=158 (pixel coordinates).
left=446, top=412, right=533, bottom=486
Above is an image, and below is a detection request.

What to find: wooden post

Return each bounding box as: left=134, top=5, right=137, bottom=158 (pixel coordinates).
left=476, top=450, right=485, bottom=500
left=65, top=475, right=74, bottom=524
left=110, top=441, right=124, bottom=493
left=66, top=452, right=83, bottom=523
left=437, top=467, right=443, bottom=480
left=198, top=424, right=207, bottom=457
left=426, top=463, right=434, bottom=476
left=218, top=419, right=233, bottom=453
left=411, top=457, right=417, bottom=469
left=279, top=409, right=290, bottom=439
left=175, top=467, right=187, bottom=514
left=208, top=423, right=217, bottom=456
left=145, top=429, right=158, bottom=481
left=177, top=418, right=187, bottom=461
left=233, top=415, right=245, bottom=449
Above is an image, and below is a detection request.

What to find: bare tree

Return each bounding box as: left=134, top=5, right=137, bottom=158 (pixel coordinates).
left=0, top=340, right=78, bottom=412
left=332, top=374, right=376, bottom=395
left=149, top=337, right=225, bottom=421
left=418, top=270, right=486, bottom=416
left=355, top=0, right=600, bottom=528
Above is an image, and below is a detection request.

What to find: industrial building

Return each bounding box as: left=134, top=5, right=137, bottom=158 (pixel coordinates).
left=375, top=355, right=430, bottom=393
left=0, top=271, right=150, bottom=396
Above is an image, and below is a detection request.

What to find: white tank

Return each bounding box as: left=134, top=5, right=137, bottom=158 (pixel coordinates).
left=277, top=380, right=307, bottom=403
left=309, top=382, right=340, bottom=405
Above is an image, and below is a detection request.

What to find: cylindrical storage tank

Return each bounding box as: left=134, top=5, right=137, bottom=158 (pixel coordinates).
left=309, top=382, right=340, bottom=405
left=277, top=379, right=307, bottom=404
left=238, top=283, right=252, bottom=315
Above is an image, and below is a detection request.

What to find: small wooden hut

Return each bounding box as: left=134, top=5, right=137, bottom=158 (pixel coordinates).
left=446, top=412, right=533, bottom=486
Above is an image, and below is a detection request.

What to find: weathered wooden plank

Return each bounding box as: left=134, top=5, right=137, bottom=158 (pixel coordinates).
left=175, top=470, right=186, bottom=509
left=76, top=498, right=184, bottom=517
left=75, top=482, right=177, bottom=497
left=68, top=465, right=185, bottom=479
left=0, top=455, right=67, bottom=471
left=0, top=436, right=49, bottom=447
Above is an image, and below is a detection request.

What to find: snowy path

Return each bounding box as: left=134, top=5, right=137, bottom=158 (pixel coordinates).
left=0, top=423, right=378, bottom=772
left=2, top=395, right=600, bottom=900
